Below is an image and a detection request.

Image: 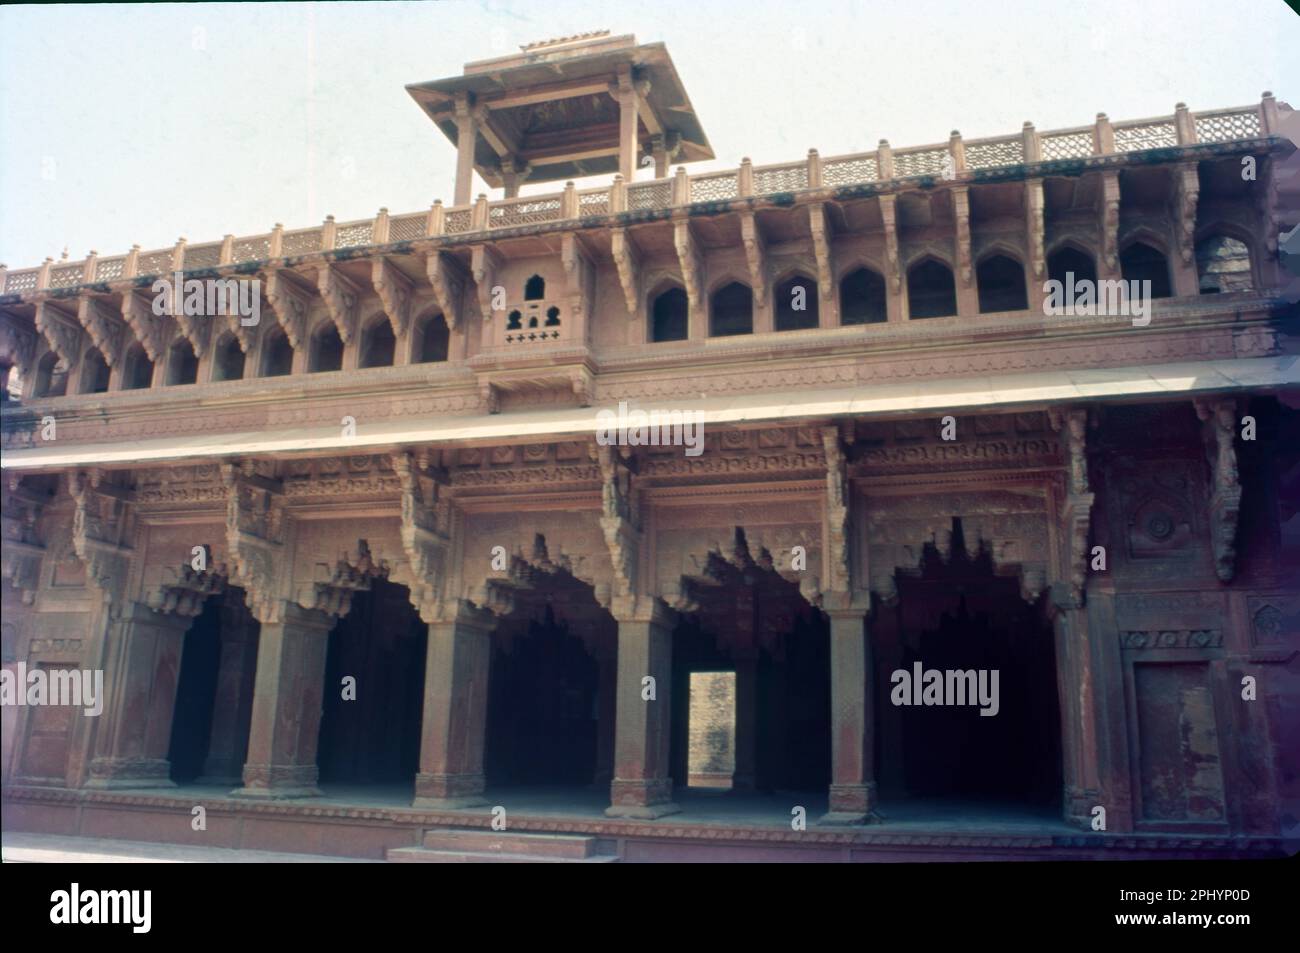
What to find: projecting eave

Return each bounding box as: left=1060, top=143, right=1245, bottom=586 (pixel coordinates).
left=3, top=357, right=1295, bottom=473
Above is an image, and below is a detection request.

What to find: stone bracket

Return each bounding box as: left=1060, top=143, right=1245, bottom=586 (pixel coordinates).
left=471, top=245, right=503, bottom=323
left=1, top=476, right=47, bottom=605
left=221, top=461, right=287, bottom=622
left=1173, top=162, right=1200, bottom=267
left=1049, top=406, right=1093, bottom=607
left=878, top=194, right=901, bottom=293
left=70, top=469, right=135, bottom=611
left=598, top=443, right=642, bottom=615
left=821, top=426, right=850, bottom=596
left=808, top=203, right=835, bottom=316
left=316, top=264, right=361, bottom=345
left=391, top=450, right=452, bottom=623
left=1098, top=170, right=1121, bottom=275
left=146, top=563, right=228, bottom=617
left=673, top=220, right=704, bottom=317
left=34, top=300, right=84, bottom=373
left=296, top=539, right=388, bottom=618
left=371, top=256, right=414, bottom=338
left=0, top=313, right=38, bottom=384
left=610, top=227, right=640, bottom=315
left=951, top=187, right=972, bottom=287
left=77, top=295, right=128, bottom=367
left=739, top=211, right=767, bottom=303
left=425, top=251, right=466, bottom=331
left=1025, top=178, right=1046, bottom=280
left=561, top=232, right=594, bottom=329
left=264, top=268, right=311, bottom=350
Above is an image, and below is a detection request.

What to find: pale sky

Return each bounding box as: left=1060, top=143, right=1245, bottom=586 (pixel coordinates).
left=1, top=0, right=1297, bottom=268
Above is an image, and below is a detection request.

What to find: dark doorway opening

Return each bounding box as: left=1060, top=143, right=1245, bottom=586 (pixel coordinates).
left=874, top=519, right=1061, bottom=810
left=316, top=577, right=427, bottom=785
left=167, top=586, right=259, bottom=784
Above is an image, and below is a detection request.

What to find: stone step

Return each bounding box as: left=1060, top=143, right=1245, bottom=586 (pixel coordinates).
left=388, top=846, right=618, bottom=864
left=419, top=828, right=600, bottom=858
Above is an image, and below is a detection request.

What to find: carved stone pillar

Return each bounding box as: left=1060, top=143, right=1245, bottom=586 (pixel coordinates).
left=232, top=600, right=334, bottom=799
left=607, top=600, right=679, bottom=818
left=199, top=592, right=259, bottom=784
left=592, top=646, right=617, bottom=787
left=822, top=605, right=879, bottom=824
left=453, top=94, right=478, bottom=207
left=412, top=603, right=495, bottom=808
left=84, top=601, right=193, bottom=788
left=1050, top=601, right=1102, bottom=826
left=1195, top=398, right=1242, bottom=582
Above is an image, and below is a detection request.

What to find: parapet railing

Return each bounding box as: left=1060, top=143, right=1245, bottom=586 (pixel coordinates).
left=0, top=98, right=1281, bottom=296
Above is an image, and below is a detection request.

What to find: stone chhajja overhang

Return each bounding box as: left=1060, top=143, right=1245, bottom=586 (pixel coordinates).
left=0, top=355, right=1293, bottom=472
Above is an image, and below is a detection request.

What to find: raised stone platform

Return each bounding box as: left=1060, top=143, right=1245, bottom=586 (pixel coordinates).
left=2, top=784, right=1286, bottom=863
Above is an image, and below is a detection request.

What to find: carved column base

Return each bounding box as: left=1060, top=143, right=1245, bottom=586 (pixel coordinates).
left=231, top=762, right=321, bottom=799
left=84, top=757, right=175, bottom=790
left=413, top=771, right=488, bottom=809
left=606, top=778, right=680, bottom=818
left=818, top=782, right=882, bottom=825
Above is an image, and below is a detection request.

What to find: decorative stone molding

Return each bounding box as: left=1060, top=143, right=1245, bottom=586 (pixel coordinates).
left=610, top=227, right=640, bottom=316
left=263, top=268, right=311, bottom=350
left=1119, top=629, right=1223, bottom=651
left=296, top=538, right=388, bottom=617
left=118, top=290, right=168, bottom=362
left=739, top=212, right=767, bottom=303
left=371, top=257, right=414, bottom=338
left=316, top=264, right=361, bottom=344
left=424, top=251, right=465, bottom=331
left=69, top=468, right=135, bottom=612
left=145, top=561, right=228, bottom=617
left=221, top=460, right=287, bottom=622
left=1194, top=397, right=1242, bottom=582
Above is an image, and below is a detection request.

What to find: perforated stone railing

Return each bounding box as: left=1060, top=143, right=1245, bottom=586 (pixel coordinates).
left=1, top=99, right=1278, bottom=295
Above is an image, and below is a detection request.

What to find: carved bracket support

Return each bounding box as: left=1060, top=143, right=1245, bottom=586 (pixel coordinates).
left=610, top=227, right=640, bottom=315
left=561, top=232, right=594, bottom=329
left=317, top=264, right=361, bottom=345
left=471, top=245, right=503, bottom=323
left=77, top=295, right=128, bottom=367
left=425, top=251, right=466, bottom=332
left=221, top=461, right=287, bottom=623
left=0, top=313, right=38, bottom=384
left=264, top=269, right=311, bottom=351
left=372, top=257, right=413, bottom=338
left=821, top=426, right=851, bottom=596
left=391, top=450, right=452, bottom=623
left=1174, top=162, right=1200, bottom=267
left=739, top=212, right=767, bottom=303
left=879, top=194, right=902, bottom=294
left=34, top=300, right=83, bottom=374
left=951, top=187, right=972, bottom=287
left=808, top=203, right=835, bottom=312
left=598, top=443, right=642, bottom=616
left=1025, top=178, right=1046, bottom=280
left=70, top=469, right=135, bottom=613
left=674, top=220, right=705, bottom=316
left=1098, top=170, right=1121, bottom=275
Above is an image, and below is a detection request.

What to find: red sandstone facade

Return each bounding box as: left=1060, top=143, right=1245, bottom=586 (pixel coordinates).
left=1, top=34, right=1297, bottom=862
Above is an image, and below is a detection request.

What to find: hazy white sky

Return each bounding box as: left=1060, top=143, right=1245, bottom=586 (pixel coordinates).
left=1, top=0, right=1297, bottom=268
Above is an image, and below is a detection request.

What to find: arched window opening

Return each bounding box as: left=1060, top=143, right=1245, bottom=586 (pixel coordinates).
left=212, top=334, right=245, bottom=382
left=1047, top=246, right=1097, bottom=291
left=1120, top=242, right=1172, bottom=299
left=524, top=275, right=546, bottom=301
left=417, top=314, right=449, bottom=363
left=167, top=338, right=199, bottom=386
left=545, top=306, right=561, bottom=327
left=976, top=255, right=1028, bottom=313
left=840, top=267, right=887, bottom=325
left=123, top=344, right=154, bottom=390
left=907, top=259, right=957, bottom=319
left=309, top=323, right=344, bottom=373
left=360, top=319, right=395, bottom=368
left=33, top=351, right=68, bottom=398
left=650, top=286, right=689, bottom=342
left=1196, top=235, right=1253, bottom=294
left=774, top=274, right=819, bottom=331
left=710, top=282, right=753, bottom=337
left=507, top=310, right=522, bottom=330
left=260, top=328, right=294, bottom=377
left=79, top=349, right=110, bottom=394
